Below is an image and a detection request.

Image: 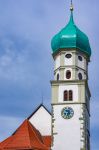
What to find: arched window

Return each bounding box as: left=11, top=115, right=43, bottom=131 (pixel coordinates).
left=78, top=55, right=83, bottom=61
left=63, top=90, right=73, bottom=101
left=65, top=53, right=72, bottom=59
left=64, top=90, right=68, bottom=101
left=78, top=73, right=82, bottom=80
left=69, top=90, right=73, bottom=101
left=66, top=70, right=71, bottom=79
left=57, top=73, right=59, bottom=81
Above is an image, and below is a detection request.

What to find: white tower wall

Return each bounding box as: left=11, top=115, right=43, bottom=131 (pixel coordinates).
left=51, top=50, right=91, bottom=150
left=52, top=104, right=84, bottom=150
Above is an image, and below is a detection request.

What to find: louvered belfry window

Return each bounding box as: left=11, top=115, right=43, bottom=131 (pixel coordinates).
left=63, top=90, right=73, bottom=101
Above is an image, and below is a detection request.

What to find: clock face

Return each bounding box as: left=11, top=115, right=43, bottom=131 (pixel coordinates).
left=61, top=107, right=74, bottom=119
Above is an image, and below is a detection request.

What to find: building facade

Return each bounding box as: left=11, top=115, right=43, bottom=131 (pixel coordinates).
left=51, top=4, right=91, bottom=150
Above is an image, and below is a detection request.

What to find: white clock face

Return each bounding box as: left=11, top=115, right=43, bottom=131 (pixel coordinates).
left=61, top=107, right=74, bottom=119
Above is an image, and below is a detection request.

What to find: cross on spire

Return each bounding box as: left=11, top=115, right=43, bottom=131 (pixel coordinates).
left=70, top=0, right=74, bottom=11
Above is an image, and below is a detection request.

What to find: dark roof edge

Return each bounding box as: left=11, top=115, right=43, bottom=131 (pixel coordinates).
left=27, top=103, right=51, bottom=120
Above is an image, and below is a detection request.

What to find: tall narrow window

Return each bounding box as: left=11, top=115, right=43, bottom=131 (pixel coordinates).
left=69, top=90, right=73, bottom=101
left=78, top=73, right=82, bottom=80
left=64, top=90, right=68, bottom=101
left=66, top=70, right=71, bottom=79
left=57, top=73, right=59, bottom=81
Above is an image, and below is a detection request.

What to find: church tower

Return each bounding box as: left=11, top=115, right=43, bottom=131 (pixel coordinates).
left=51, top=2, right=91, bottom=150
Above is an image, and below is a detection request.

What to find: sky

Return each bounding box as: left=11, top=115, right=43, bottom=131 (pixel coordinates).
left=0, top=0, right=98, bottom=149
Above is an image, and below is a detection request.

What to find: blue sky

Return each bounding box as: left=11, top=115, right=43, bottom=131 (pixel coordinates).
left=0, top=0, right=98, bottom=150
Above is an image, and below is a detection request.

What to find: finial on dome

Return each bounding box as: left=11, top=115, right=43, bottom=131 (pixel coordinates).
left=70, top=0, right=74, bottom=11
left=69, top=0, right=74, bottom=24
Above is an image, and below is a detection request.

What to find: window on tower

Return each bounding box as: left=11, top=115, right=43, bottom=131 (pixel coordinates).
left=69, top=90, right=73, bottom=101
left=78, top=55, right=83, bottom=61
left=63, top=90, right=73, bottom=101
left=64, top=90, right=68, bottom=101
left=66, top=70, right=71, bottom=79
left=78, top=73, right=83, bottom=80
left=65, top=53, right=72, bottom=59
left=57, top=73, right=59, bottom=81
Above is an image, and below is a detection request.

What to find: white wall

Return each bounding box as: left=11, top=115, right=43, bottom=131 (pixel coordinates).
left=29, top=106, right=51, bottom=135
left=52, top=104, right=82, bottom=150
left=55, top=55, right=60, bottom=69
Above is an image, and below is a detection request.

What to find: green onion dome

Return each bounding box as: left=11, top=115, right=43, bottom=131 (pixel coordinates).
left=51, top=11, right=91, bottom=57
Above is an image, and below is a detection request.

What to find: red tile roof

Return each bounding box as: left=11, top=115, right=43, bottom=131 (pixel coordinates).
left=42, top=136, right=51, bottom=147
left=0, top=136, right=13, bottom=149
left=0, top=119, right=51, bottom=150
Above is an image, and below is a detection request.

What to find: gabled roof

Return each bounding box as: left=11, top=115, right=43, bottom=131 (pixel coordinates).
left=28, top=104, right=51, bottom=120
left=0, top=119, right=51, bottom=150
left=28, top=104, right=51, bottom=136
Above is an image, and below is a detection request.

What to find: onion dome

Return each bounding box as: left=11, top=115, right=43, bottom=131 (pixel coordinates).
left=51, top=8, right=91, bottom=57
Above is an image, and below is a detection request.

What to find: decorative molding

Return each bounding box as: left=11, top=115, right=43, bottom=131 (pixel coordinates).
left=52, top=102, right=86, bottom=105
left=52, top=48, right=90, bottom=62
left=51, top=79, right=86, bottom=85
left=54, top=65, right=87, bottom=73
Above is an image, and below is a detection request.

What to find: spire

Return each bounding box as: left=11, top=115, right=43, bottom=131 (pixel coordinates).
left=70, top=0, right=74, bottom=11
left=69, top=0, right=74, bottom=24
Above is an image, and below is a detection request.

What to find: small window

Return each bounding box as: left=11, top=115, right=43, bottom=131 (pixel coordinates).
left=64, top=91, right=68, bottom=101
left=66, top=70, right=71, bottom=79
left=57, top=74, right=59, bottom=81
left=78, top=55, right=83, bottom=61
left=78, top=73, right=82, bottom=80
left=69, top=90, right=73, bottom=101
left=65, top=54, right=72, bottom=58
left=63, top=90, right=73, bottom=101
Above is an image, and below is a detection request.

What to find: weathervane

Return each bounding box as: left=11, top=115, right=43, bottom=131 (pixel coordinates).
left=70, top=0, right=74, bottom=11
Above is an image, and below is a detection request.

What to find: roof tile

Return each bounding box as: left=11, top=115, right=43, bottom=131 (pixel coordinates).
left=0, top=120, right=51, bottom=150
